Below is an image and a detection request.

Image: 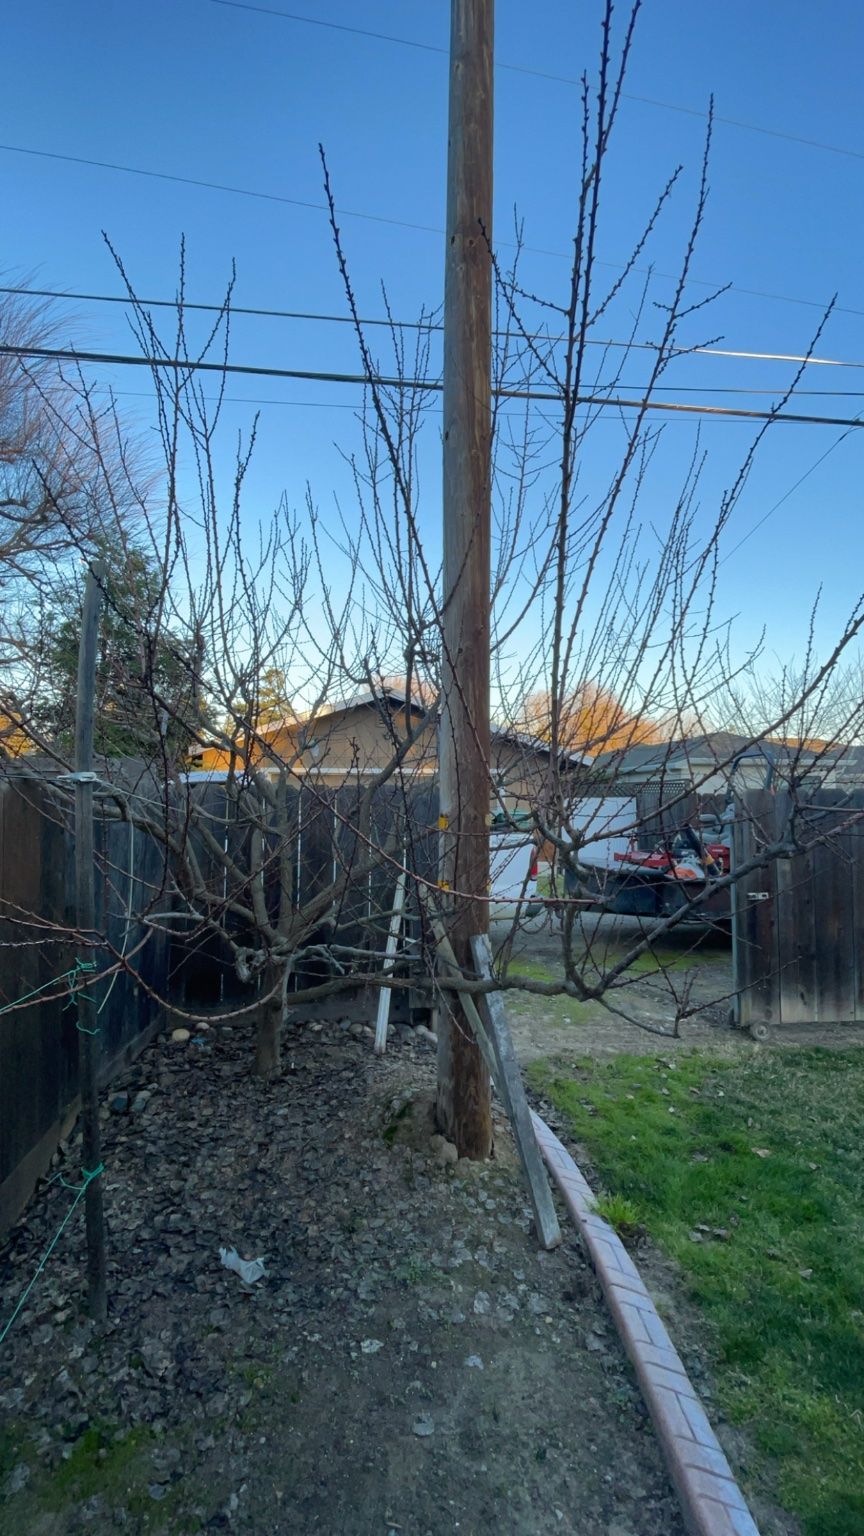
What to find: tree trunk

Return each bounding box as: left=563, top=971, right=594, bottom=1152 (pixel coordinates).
left=254, top=960, right=284, bottom=1076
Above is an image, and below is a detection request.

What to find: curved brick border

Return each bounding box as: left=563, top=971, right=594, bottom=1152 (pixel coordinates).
left=531, top=1111, right=760, bottom=1536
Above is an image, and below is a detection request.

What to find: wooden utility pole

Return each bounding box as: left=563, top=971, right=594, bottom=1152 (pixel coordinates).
left=437, top=0, right=494, bottom=1158
left=75, top=561, right=107, bottom=1322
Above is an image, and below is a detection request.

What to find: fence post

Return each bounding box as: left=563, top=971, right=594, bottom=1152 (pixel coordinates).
left=75, top=562, right=107, bottom=1323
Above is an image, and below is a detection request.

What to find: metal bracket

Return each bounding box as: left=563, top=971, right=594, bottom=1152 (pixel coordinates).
left=747, top=891, right=771, bottom=902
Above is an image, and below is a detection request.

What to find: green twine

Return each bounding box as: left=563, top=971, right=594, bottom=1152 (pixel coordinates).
left=70, top=958, right=101, bottom=1035
left=0, top=957, right=98, bottom=1028
left=0, top=1162, right=105, bottom=1348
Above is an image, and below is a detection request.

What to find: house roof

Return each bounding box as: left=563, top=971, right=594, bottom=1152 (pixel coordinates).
left=256, top=687, right=428, bottom=737
left=594, top=732, right=864, bottom=783
left=491, top=727, right=591, bottom=768
left=592, top=733, right=755, bottom=778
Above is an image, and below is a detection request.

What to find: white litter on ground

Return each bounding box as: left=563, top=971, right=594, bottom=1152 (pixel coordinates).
left=219, top=1247, right=267, bottom=1285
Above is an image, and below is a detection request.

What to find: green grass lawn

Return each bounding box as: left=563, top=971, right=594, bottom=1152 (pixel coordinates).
left=530, top=1047, right=864, bottom=1536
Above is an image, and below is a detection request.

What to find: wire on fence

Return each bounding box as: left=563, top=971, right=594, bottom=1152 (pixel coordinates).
left=0, top=957, right=98, bottom=1024
left=0, top=1162, right=105, bottom=1348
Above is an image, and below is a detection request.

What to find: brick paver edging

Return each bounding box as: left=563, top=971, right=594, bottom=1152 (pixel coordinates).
left=530, top=1111, right=760, bottom=1536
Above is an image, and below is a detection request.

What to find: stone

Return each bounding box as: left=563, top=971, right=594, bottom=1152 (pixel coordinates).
left=473, top=1292, right=491, bottom=1315
left=411, top=1415, right=435, bottom=1437
left=170, top=1029, right=191, bottom=1044
left=464, top=1355, right=484, bottom=1370
left=360, top=1339, right=383, bottom=1354
left=432, top=1137, right=458, bottom=1167
left=110, top=1092, right=130, bottom=1114
left=6, top=1462, right=30, bottom=1494
left=131, top=1092, right=151, bottom=1113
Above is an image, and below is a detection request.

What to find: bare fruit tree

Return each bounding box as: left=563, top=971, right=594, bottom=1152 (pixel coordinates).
left=321, top=0, right=864, bottom=1038
left=2, top=0, right=864, bottom=1104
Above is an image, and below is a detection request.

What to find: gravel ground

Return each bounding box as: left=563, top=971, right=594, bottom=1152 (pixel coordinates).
left=0, top=1014, right=686, bottom=1536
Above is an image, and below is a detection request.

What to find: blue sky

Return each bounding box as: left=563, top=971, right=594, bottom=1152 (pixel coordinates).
left=4, top=0, right=864, bottom=692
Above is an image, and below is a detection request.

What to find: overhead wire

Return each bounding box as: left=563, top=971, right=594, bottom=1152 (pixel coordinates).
left=720, top=417, right=862, bottom=562
left=94, top=386, right=771, bottom=427
left=3, top=283, right=864, bottom=372
left=208, top=0, right=864, bottom=169
left=4, top=341, right=864, bottom=428
left=1, top=141, right=858, bottom=321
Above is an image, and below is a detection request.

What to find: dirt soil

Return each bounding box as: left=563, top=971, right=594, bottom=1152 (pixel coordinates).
left=497, top=912, right=734, bottom=1060
left=499, top=911, right=864, bottom=1058
left=0, top=1015, right=686, bottom=1536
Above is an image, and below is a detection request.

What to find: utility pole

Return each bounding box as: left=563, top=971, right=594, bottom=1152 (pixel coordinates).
left=75, top=561, right=107, bottom=1322
left=437, top=0, right=494, bottom=1158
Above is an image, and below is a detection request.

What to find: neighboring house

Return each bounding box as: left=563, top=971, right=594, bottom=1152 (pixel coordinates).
left=819, top=743, right=864, bottom=783
left=593, top=731, right=861, bottom=799
left=490, top=727, right=589, bottom=813
left=198, top=688, right=435, bottom=781
left=197, top=688, right=587, bottom=811
left=592, top=732, right=755, bottom=798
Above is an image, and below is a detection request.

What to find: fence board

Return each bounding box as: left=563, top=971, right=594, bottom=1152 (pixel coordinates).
left=811, top=826, right=853, bottom=1024
left=0, top=769, right=170, bottom=1238
left=774, top=848, right=814, bottom=1025
left=732, top=790, right=777, bottom=1030
left=772, top=790, right=812, bottom=1025
left=734, top=785, right=864, bottom=1029
left=852, top=809, right=864, bottom=1021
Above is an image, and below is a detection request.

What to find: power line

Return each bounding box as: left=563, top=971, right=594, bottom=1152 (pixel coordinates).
left=5, top=341, right=864, bottom=427
left=721, top=419, right=861, bottom=562
left=0, top=141, right=856, bottom=321
left=4, top=283, right=863, bottom=372
left=0, top=140, right=443, bottom=237
left=105, top=386, right=763, bottom=423
left=208, top=0, right=864, bottom=167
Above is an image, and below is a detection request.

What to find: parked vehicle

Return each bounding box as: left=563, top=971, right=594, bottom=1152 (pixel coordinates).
left=563, top=797, right=732, bottom=926
left=489, top=812, right=540, bottom=921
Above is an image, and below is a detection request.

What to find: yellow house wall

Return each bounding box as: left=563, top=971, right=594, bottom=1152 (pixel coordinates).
left=199, top=705, right=436, bottom=780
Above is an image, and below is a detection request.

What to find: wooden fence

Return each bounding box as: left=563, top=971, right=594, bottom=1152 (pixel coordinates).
left=176, top=777, right=440, bottom=1011
left=733, top=786, right=864, bottom=1032
left=0, top=770, right=170, bottom=1237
